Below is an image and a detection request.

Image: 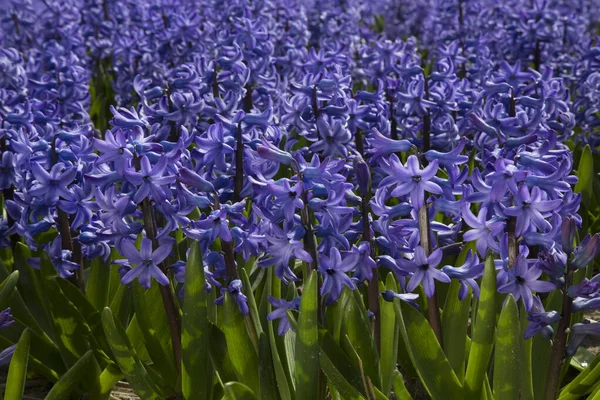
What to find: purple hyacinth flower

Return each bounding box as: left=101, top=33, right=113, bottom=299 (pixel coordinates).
left=566, top=321, right=600, bottom=357
left=120, top=238, right=171, bottom=289
left=497, top=254, right=555, bottom=311
left=0, top=308, right=14, bottom=329
left=318, top=247, right=356, bottom=305
left=398, top=246, right=450, bottom=298
left=214, top=279, right=249, bottom=316
left=267, top=180, right=304, bottom=222
left=524, top=296, right=560, bottom=339
left=267, top=296, right=300, bottom=336
left=462, top=207, right=505, bottom=257
left=503, top=185, right=562, bottom=236
left=572, top=234, right=600, bottom=270
left=379, top=155, right=442, bottom=211
left=311, top=117, right=352, bottom=157
left=191, top=209, right=232, bottom=244
left=0, top=345, right=15, bottom=367
left=256, top=137, right=293, bottom=165
left=258, top=226, right=312, bottom=284
left=381, top=290, right=419, bottom=307
left=29, top=162, right=76, bottom=204
left=442, top=250, right=484, bottom=300
left=124, top=156, right=176, bottom=204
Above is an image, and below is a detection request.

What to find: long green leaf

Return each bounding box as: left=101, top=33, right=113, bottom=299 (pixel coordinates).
left=131, top=283, right=178, bottom=389
left=264, top=268, right=293, bottom=400
left=380, top=274, right=399, bottom=395
left=392, top=370, right=413, bottom=400
left=519, top=302, right=534, bottom=400
left=295, top=270, right=320, bottom=400
left=182, top=240, right=212, bottom=400
left=0, top=270, right=19, bottom=310
left=101, top=307, right=163, bottom=399
left=223, top=382, right=259, bottom=400
left=13, top=243, right=53, bottom=335
left=86, top=257, right=112, bottom=310
left=493, top=295, right=520, bottom=400
left=395, top=300, right=463, bottom=399
left=208, top=323, right=238, bottom=384
left=259, top=332, right=280, bottom=400
left=221, top=289, right=260, bottom=393
left=4, top=329, right=30, bottom=400
left=39, top=253, right=92, bottom=367
left=442, top=250, right=474, bottom=383
left=464, top=255, right=497, bottom=399
left=319, top=329, right=368, bottom=398
left=0, top=260, right=44, bottom=336
left=575, top=144, right=594, bottom=215
left=44, top=350, right=95, bottom=400
left=341, top=289, right=382, bottom=390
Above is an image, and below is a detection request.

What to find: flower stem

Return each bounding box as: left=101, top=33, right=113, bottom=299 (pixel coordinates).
left=134, top=156, right=182, bottom=375
left=419, top=205, right=443, bottom=345
left=544, top=264, right=575, bottom=400
left=356, top=130, right=380, bottom=351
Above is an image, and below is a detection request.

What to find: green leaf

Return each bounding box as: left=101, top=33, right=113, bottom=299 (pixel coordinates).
left=395, top=300, right=463, bottom=399
left=223, top=382, right=259, bottom=400
left=240, top=267, right=264, bottom=337
left=0, top=260, right=44, bottom=336
left=519, top=303, right=534, bottom=400
left=86, top=257, right=112, bottom=310
left=182, top=240, right=212, bottom=400
left=575, top=144, right=594, bottom=213
left=44, top=350, right=97, bottom=400
left=342, top=289, right=382, bottom=390
left=442, top=279, right=472, bottom=382
left=319, top=329, right=367, bottom=398
left=101, top=307, right=164, bottom=399
left=56, top=279, right=112, bottom=363
left=98, top=363, right=123, bottom=400
left=221, top=289, right=260, bottom=393
left=464, top=255, right=497, bottom=399
left=380, top=274, right=400, bottom=395
left=12, top=243, right=52, bottom=335
left=319, top=332, right=366, bottom=400
left=4, top=329, right=31, bottom=400
left=493, top=295, right=521, bottom=400
left=295, top=270, right=320, bottom=400
left=39, top=253, right=91, bottom=367
left=392, top=370, right=413, bottom=400
left=265, top=268, right=293, bottom=400
left=259, top=332, right=280, bottom=400
left=0, top=322, right=64, bottom=379
left=131, top=283, right=178, bottom=389
left=0, top=270, right=19, bottom=310
left=533, top=289, right=562, bottom=400
left=208, top=323, right=238, bottom=384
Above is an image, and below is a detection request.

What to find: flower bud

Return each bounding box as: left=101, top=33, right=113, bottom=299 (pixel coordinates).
left=256, top=139, right=293, bottom=165
left=572, top=233, right=600, bottom=269
left=561, top=215, right=576, bottom=254
left=354, top=156, right=371, bottom=196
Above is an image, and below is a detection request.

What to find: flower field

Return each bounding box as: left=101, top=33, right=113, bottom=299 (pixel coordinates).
left=1, top=0, right=600, bottom=399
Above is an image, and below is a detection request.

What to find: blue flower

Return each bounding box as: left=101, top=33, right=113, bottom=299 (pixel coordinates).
left=497, top=254, right=555, bottom=311
left=398, top=246, right=450, bottom=298
left=379, top=155, right=442, bottom=211
left=215, top=280, right=249, bottom=316
left=318, top=247, right=356, bottom=305
left=267, top=296, right=300, bottom=336
left=120, top=238, right=171, bottom=289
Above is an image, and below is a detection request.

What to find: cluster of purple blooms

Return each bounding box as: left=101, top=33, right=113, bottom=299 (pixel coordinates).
left=1, top=0, right=600, bottom=358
